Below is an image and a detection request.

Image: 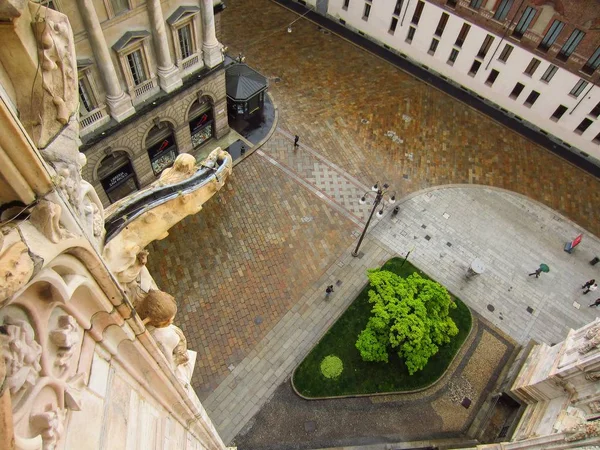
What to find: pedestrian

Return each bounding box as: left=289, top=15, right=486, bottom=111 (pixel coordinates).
left=528, top=268, right=542, bottom=278
left=582, top=279, right=596, bottom=290
left=325, top=285, right=334, bottom=298
left=583, top=283, right=598, bottom=295
left=589, top=298, right=600, bottom=308
left=294, top=135, right=299, bottom=147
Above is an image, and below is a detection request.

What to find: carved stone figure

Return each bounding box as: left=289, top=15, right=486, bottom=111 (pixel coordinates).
left=0, top=316, right=42, bottom=402
left=579, top=327, right=600, bottom=355
left=29, top=4, right=78, bottom=147
left=136, top=290, right=191, bottom=383
left=157, top=153, right=197, bottom=186
left=588, top=401, right=600, bottom=414
left=115, top=250, right=149, bottom=306
left=564, top=419, right=600, bottom=442
left=49, top=315, right=79, bottom=373
left=585, top=371, right=600, bottom=382
left=30, top=200, right=65, bottom=243
left=0, top=228, right=34, bottom=303
left=31, top=406, right=66, bottom=450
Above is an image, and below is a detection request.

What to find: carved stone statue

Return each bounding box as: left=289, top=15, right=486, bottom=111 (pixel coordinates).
left=585, top=371, right=600, bottom=382
left=579, top=326, right=600, bottom=355
left=157, top=153, right=197, bottom=186
left=135, top=290, right=192, bottom=384
left=0, top=228, right=35, bottom=303
left=115, top=250, right=149, bottom=307
left=30, top=200, right=66, bottom=243
left=49, top=315, right=79, bottom=373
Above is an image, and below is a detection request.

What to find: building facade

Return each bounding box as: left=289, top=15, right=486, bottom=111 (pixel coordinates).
left=303, top=0, right=600, bottom=164
left=43, top=0, right=229, bottom=205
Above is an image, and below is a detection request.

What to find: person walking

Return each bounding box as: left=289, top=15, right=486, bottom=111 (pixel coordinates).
left=294, top=135, right=299, bottom=147
left=589, top=298, right=600, bottom=308
left=582, top=279, right=596, bottom=290
left=325, top=285, right=334, bottom=298
left=528, top=268, right=542, bottom=278
left=583, top=283, right=598, bottom=295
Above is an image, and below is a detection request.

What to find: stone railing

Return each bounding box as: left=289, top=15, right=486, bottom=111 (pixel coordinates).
left=132, top=77, right=158, bottom=100
left=79, top=104, right=109, bottom=133
left=181, top=53, right=201, bottom=72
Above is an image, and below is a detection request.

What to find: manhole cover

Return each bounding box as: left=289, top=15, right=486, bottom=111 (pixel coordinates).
left=421, top=224, right=427, bottom=229
left=446, top=242, right=452, bottom=247
left=487, top=304, right=495, bottom=312
left=461, top=397, right=472, bottom=409
left=254, top=316, right=263, bottom=325
left=304, top=421, right=317, bottom=433
left=424, top=235, right=431, bottom=241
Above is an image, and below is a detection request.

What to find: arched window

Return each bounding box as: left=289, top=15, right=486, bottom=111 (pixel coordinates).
left=98, top=151, right=138, bottom=203
left=145, top=122, right=178, bottom=175
left=188, top=95, right=214, bottom=149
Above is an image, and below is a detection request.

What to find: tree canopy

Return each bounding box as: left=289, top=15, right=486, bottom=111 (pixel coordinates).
left=355, top=270, right=458, bottom=375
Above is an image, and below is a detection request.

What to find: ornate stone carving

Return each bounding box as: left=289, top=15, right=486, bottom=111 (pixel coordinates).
left=136, top=290, right=191, bottom=383
left=585, top=371, right=600, bottom=382
left=31, top=406, right=66, bottom=450
left=588, top=401, right=600, bottom=414
left=30, top=200, right=65, bottom=243
left=0, top=315, right=42, bottom=402
left=116, top=250, right=150, bottom=307
left=579, top=327, right=600, bottom=355
left=157, top=153, right=198, bottom=186
left=49, top=315, right=79, bottom=373
left=29, top=3, right=78, bottom=147
left=564, top=419, right=600, bottom=442
left=0, top=228, right=34, bottom=303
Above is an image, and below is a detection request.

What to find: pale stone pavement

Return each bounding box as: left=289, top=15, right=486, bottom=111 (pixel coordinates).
left=202, top=130, right=600, bottom=444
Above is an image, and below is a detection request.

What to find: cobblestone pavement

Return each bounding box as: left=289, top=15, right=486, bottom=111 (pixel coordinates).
left=220, top=0, right=600, bottom=237
left=146, top=154, right=357, bottom=399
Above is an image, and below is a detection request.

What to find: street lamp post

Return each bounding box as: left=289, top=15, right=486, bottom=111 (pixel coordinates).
left=352, top=182, right=396, bottom=257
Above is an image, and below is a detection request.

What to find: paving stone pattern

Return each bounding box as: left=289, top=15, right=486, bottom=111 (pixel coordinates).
left=220, top=0, right=600, bottom=237
left=146, top=155, right=357, bottom=399
left=372, top=186, right=600, bottom=345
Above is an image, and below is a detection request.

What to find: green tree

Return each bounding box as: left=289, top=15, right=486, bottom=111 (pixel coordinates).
left=355, top=270, right=458, bottom=375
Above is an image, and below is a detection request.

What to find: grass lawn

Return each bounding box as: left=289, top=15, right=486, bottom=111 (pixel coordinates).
left=292, top=257, right=473, bottom=398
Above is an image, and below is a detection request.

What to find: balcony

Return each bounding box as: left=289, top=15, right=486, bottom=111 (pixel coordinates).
left=79, top=105, right=110, bottom=135
left=179, top=53, right=203, bottom=77
left=130, top=77, right=159, bottom=105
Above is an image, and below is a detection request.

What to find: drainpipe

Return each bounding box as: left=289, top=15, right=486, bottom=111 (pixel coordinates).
left=400, top=0, right=412, bottom=27
left=569, top=80, right=596, bottom=115
left=485, top=0, right=527, bottom=70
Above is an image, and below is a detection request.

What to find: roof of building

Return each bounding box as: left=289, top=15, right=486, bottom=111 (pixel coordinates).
left=225, top=64, right=268, bottom=101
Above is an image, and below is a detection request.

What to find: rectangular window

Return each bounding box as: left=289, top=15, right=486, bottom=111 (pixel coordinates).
left=389, top=17, right=398, bottom=33
left=485, top=69, right=499, bottom=86
left=363, top=2, right=371, bottom=19
left=557, top=29, right=585, bottom=61
left=435, top=13, right=449, bottom=37
left=177, top=24, right=193, bottom=60
left=469, top=60, right=481, bottom=76
left=110, top=0, right=129, bottom=16
left=509, top=82, right=525, bottom=99
left=78, top=77, right=95, bottom=114
left=477, top=34, right=494, bottom=58
left=126, top=50, right=147, bottom=86
left=448, top=48, right=459, bottom=65
left=575, top=118, right=593, bottom=135
left=447, top=0, right=457, bottom=8
left=538, top=20, right=564, bottom=51
left=498, top=43, right=513, bottom=62
left=524, top=58, right=541, bottom=76
left=429, top=38, right=439, bottom=55
left=393, top=0, right=403, bottom=15
left=570, top=79, right=588, bottom=97
left=582, top=47, right=600, bottom=75
left=493, top=0, right=514, bottom=21
left=593, top=132, right=600, bottom=144
left=406, top=26, right=416, bottom=43
left=589, top=102, right=600, bottom=118
left=455, top=23, right=471, bottom=47
left=551, top=105, right=567, bottom=121
left=469, top=0, right=484, bottom=9
left=513, top=6, right=536, bottom=39
left=524, top=91, right=540, bottom=107
left=343, top=0, right=350, bottom=9
left=411, top=1, right=424, bottom=25
left=540, top=64, right=558, bottom=83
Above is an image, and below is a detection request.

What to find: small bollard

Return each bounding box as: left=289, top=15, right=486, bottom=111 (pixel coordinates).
left=392, top=206, right=400, bottom=217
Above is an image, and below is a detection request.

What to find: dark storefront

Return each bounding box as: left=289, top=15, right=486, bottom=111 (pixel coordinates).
left=188, top=98, right=214, bottom=149
left=146, top=127, right=178, bottom=176
left=99, top=153, right=139, bottom=203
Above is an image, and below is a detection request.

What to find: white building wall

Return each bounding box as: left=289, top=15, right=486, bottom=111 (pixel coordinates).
left=327, top=0, right=600, bottom=161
